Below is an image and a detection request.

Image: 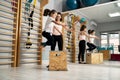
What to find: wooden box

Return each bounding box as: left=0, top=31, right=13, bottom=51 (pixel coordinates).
left=86, top=53, right=103, bottom=64
left=49, top=51, right=67, bottom=71
left=99, top=50, right=110, bottom=60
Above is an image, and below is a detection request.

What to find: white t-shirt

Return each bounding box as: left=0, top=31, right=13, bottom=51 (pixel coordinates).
left=53, top=23, right=62, bottom=35
left=79, top=32, right=86, bottom=40
left=44, top=17, right=55, bottom=34
left=89, top=35, right=95, bottom=43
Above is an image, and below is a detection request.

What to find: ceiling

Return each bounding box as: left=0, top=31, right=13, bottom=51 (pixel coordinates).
left=64, top=0, right=120, bottom=24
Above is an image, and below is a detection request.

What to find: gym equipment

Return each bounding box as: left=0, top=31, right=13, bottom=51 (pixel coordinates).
left=99, top=50, right=110, bottom=60
left=28, top=0, right=33, bottom=3
left=66, top=0, right=79, bottom=10
left=11, top=0, right=17, bottom=12
left=0, top=0, right=19, bottom=67
left=81, top=0, right=99, bottom=7
left=25, top=37, right=32, bottom=49
left=80, top=17, right=86, bottom=23
left=28, top=10, right=34, bottom=29
left=86, top=53, right=103, bottom=64
left=0, top=0, right=48, bottom=67
left=76, top=0, right=81, bottom=8
left=49, top=51, right=67, bottom=71
left=66, top=14, right=74, bottom=50
left=24, top=0, right=37, bottom=49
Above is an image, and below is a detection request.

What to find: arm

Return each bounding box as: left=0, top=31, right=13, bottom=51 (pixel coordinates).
left=52, top=21, right=66, bottom=26
left=94, top=36, right=100, bottom=40
left=85, top=33, right=100, bottom=39
left=62, top=25, right=74, bottom=32
left=53, top=26, right=62, bottom=35
left=78, top=32, right=80, bottom=40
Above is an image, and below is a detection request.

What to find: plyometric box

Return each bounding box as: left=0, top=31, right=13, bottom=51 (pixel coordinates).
left=99, top=50, right=110, bottom=60
left=86, top=53, right=103, bottom=64
left=49, top=51, right=67, bottom=71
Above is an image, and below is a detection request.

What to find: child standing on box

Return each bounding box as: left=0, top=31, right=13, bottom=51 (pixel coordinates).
left=78, top=25, right=95, bottom=64
left=41, top=9, right=67, bottom=50
left=52, top=12, right=73, bottom=51
left=41, top=9, right=57, bottom=50
left=87, top=30, right=99, bottom=52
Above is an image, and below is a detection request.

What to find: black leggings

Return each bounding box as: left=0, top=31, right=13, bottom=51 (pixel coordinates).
left=52, top=35, right=63, bottom=51
left=78, top=40, right=86, bottom=62
left=87, top=42, right=96, bottom=51
left=42, top=31, right=54, bottom=50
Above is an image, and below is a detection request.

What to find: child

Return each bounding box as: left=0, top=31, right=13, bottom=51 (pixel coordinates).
left=87, top=30, right=99, bottom=52
left=41, top=9, right=57, bottom=50
left=52, top=12, right=73, bottom=51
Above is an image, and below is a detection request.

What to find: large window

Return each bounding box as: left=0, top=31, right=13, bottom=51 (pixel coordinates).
left=109, top=33, right=119, bottom=54
left=100, top=32, right=120, bottom=54
left=101, top=33, right=108, bottom=46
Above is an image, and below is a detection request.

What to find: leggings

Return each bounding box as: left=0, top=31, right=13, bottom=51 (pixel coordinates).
left=42, top=31, right=54, bottom=50
left=87, top=42, right=96, bottom=51
left=78, top=40, right=86, bottom=62
left=52, top=35, right=63, bottom=51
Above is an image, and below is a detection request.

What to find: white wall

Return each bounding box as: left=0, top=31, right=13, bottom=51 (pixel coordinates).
left=95, top=21, right=120, bottom=46
left=98, top=21, right=120, bottom=32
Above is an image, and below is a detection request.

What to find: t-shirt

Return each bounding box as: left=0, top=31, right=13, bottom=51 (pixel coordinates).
left=79, top=32, right=86, bottom=40
left=53, top=23, right=62, bottom=35
left=89, top=35, right=95, bottom=43
left=44, top=17, right=55, bottom=34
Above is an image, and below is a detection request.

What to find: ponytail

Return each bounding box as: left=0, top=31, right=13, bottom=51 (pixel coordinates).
left=43, top=9, right=57, bottom=16
left=43, top=9, right=51, bottom=16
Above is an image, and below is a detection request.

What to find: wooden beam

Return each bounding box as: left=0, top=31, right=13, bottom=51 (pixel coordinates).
left=16, top=0, right=22, bottom=67
left=40, top=0, right=49, bottom=7
left=61, top=12, right=69, bottom=51
left=72, top=15, right=76, bottom=63
left=11, top=0, right=19, bottom=67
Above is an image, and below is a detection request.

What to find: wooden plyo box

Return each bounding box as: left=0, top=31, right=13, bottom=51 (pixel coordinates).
left=99, top=50, right=110, bottom=60
left=49, top=51, right=67, bottom=71
left=86, top=53, right=103, bottom=64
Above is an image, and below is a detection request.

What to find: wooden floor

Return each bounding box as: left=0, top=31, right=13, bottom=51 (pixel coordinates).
left=0, top=61, right=120, bottom=80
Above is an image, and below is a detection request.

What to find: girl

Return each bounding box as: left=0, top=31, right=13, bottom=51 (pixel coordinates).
left=41, top=9, right=66, bottom=50
left=87, top=30, right=99, bottom=52
left=41, top=9, right=57, bottom=50
left=78, top=25, right=95, bottom=64
left=52, top=12, right=73, bottom=51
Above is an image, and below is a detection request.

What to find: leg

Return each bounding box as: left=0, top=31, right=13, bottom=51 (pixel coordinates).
left=78, top=41, right=81, bottom=62
left=87, top=42, right=93, bottom=51
left=90, top=43, right=97, bottom=51
left=51, top=35, right=56, bottom=51
left=80, top=40, right=86, bottom=62
left=42, top=31, right=53, bottom=46
left=58, top=35, right=63, bottom=51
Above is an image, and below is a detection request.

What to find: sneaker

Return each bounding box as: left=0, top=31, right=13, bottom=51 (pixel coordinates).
left=81, top=61, right=86, bottom=64
left=46, top=65, right=49, bottom=68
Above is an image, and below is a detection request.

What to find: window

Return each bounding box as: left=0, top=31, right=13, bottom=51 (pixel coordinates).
left=109, top=33, right=119, bottom=54
left=100, top=32, right=120, bottom=54
left=101, top=33, right=108, bottom=46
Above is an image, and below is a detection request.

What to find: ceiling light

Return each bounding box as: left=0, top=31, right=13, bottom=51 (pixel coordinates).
left=108, top=12, right=120, bottom=17
left=117, top=2, right=120, bottom=7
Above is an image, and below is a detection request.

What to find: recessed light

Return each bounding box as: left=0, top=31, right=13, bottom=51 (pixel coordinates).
left=108, top=12, right=120, bottom=17
left=117, top=2, right=120, bottom=7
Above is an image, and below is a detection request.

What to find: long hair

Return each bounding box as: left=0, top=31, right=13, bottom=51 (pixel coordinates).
left=91, top=30, right=95, bottom=34
left=80, top=25, right=86, bottom=31
left=56, top=12, right=62, bottom=21
left=43, top=9, right=57, bottom=16
left=88, top=29, right=92, bottom=34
